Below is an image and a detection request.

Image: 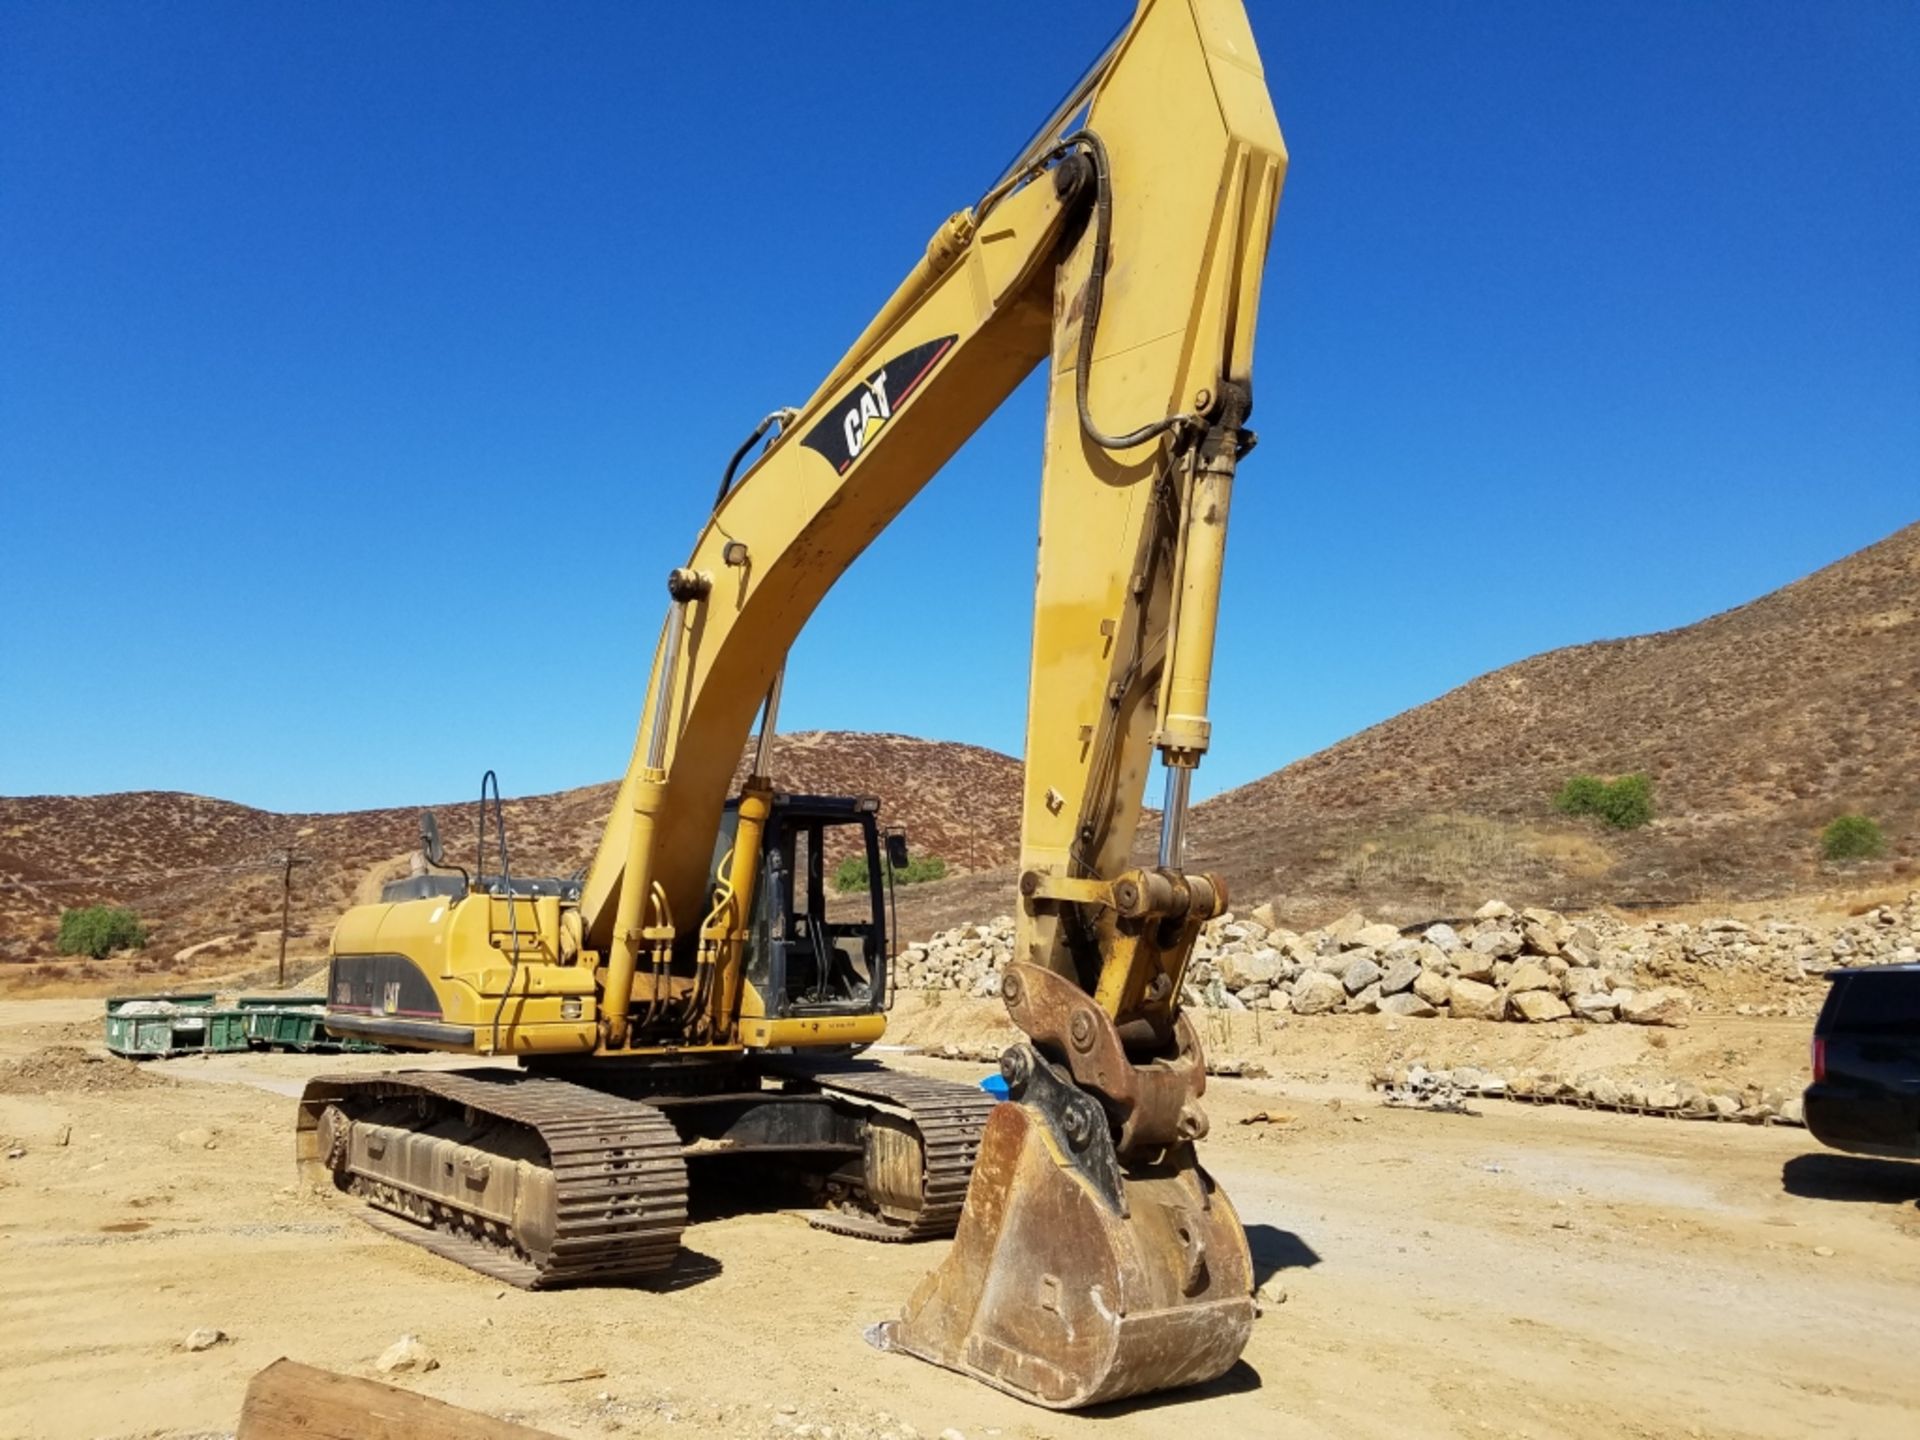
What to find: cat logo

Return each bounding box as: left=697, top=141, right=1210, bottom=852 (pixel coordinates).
left=843, top=373, right=894, bottom=460
left=801, top=334, right=956, bottom=475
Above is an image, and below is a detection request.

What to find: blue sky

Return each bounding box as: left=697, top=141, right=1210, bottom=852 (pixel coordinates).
left=2, top=1, right=1915, bottom=813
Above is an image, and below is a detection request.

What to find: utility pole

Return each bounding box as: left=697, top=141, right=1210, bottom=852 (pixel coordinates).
left=277, top=847, right=308, bottom=988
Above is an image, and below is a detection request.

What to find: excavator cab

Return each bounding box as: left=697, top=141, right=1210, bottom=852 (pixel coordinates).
left=719, top=793, right=889, bottom=1022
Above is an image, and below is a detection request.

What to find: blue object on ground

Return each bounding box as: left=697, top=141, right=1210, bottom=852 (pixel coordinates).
left=979, top=1073, right=1010, bottom=1100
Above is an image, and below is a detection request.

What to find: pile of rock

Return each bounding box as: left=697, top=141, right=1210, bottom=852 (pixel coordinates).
left=898, top=900, right=1688, bottom=1024
left=1372, top=1062, right=1807, bottom=1126
left=1199, top=898, right=1689, bottom=1025
left=1607, top=892, right=1920, bottom=992
left=896, top=891, right=1920, bottom=1023
left=897, top=920, right=1016, bottom=998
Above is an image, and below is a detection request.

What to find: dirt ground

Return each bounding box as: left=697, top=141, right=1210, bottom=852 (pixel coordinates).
left=2, top=998, right=1917, bottom=1440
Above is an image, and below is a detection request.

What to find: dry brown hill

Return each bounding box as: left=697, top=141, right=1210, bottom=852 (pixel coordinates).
left=1185, top=519, right=1920, bottom=921
left=0, top=732, right=1020, bottom=988
left=6, top=523, right=1915, bottom=977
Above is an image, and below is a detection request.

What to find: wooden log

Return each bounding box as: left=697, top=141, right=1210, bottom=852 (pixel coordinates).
left=237, top=1358, right=565, bottom=1440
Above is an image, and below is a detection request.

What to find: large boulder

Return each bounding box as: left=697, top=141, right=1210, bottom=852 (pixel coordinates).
left=1325, top=910, right=1369, bottom=946
left=1291, top=970, right=1345, bottom=1016
left=1219, top=947, right=1283, bottom=990
left=1412, top=969, right=1453, bottom=1007
left=1448, top=978, right=1502, bottom=1020
left=1453, top=950, right=1496, bottom=983
left=1423, top=922, right=1462, bottom=953
left=1470, top=927, right=1522, bottom=959
left=1569, top=991, right=1615, bottom=1023
left=1509, top=990, right=1571, bottom=1023
left=1674, top=1082, right=1712, bottom=1119
left=1379, top=992, right=1438, bottom=1019
left=1381, top=936, right=1426, bottom=965
left=1522, top=922, right=1561, bottom=956
left=1562, top=968, right=1606, bottom=998
left=1620, top=986, right=1692, bottom=1027
left=1582, top=1074, right=1622, bottom=1106
left=1279, top=933, right=1319, bottom=964
left=1505, top=960, right=1553, bottom=995
left=1342, top=954, right=1384, bottom=994
left=1521, top=906, right=1568, bottom=939
left=1345, top=982, right=1383, bottom=1014
left=1381, top=956, right=1421, bottom=996
left=1474, top=900, right=1514, bottom=921
left=1352, top=922, right=1402, bottom=951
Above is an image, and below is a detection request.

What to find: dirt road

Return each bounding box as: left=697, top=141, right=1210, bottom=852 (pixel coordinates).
left=1, top=999, right=1916, bottom=1440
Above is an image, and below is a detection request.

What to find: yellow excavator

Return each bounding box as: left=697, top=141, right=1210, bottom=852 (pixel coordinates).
left=299, top=0, right=1284, bottom=1410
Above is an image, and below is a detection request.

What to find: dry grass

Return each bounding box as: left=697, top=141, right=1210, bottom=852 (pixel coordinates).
left=1186, top=519, right=1920, bottom=923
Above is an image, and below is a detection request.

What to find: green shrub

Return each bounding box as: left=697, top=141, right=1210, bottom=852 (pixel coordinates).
left=1820, top=814, right=1884, bottom=862
left=1553, top=772, right=1654, bottom=830
left=1597, top=773, right=1653, bottom=829
left=57, top=905, right=149, bottom=960
left=832, top=855, right=950, bottom=893
left=1553, top=775, right=1607, bottom=817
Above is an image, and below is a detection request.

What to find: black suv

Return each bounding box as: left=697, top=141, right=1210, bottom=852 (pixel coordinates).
left=1805, top=964, right=1920, bottom=1159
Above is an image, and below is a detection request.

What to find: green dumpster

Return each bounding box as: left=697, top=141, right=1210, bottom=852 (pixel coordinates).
left=235, top=995, right=384, bottom=1053
left=203, top=1007, right=251, bottom=1053
left=103, top=994, right=217, bottom=1058
left=240, top=1001, right=324, bottom=1050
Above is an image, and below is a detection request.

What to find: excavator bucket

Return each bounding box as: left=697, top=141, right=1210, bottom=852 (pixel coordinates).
left=870, top=1046, right=1253, bottom=1409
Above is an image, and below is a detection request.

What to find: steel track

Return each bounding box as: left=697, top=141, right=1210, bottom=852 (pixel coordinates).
left=763, top=1059, right=997, bottom=1240
left=299, top=1069, right=688, bottom=1288
left=299, top=1059, right=997, bottom=1281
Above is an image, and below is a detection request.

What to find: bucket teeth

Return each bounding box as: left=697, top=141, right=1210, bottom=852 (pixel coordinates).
left=872, top=1075, right=1253, bottom=1410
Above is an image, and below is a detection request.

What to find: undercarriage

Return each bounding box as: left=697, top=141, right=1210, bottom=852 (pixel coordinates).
left=295, top=1060, right=995, bottom=1286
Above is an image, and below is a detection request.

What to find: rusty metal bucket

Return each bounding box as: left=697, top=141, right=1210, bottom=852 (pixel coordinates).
left=869, top=1046, right=1253, bottom=1409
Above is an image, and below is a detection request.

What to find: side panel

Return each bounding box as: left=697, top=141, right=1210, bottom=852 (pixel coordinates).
left=739, top=1013, right=888, bottom=1050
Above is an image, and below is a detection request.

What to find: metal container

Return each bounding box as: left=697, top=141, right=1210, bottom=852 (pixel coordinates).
left=237, top=996, right=384, bottom=1053
left=103, top=994, right=217, bottom=1058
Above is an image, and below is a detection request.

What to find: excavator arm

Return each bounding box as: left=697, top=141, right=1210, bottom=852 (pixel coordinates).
left=585, top=0, right=1281, bottom=1030
left=578, top=0, right=1286, bottom=1407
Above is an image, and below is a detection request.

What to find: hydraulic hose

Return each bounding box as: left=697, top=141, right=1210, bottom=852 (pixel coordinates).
left=478, top=770, right=522, bottom=1055
left=715, top=408, right=797, bottom=509
left=1058, top=128, right=1202, bottom=453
